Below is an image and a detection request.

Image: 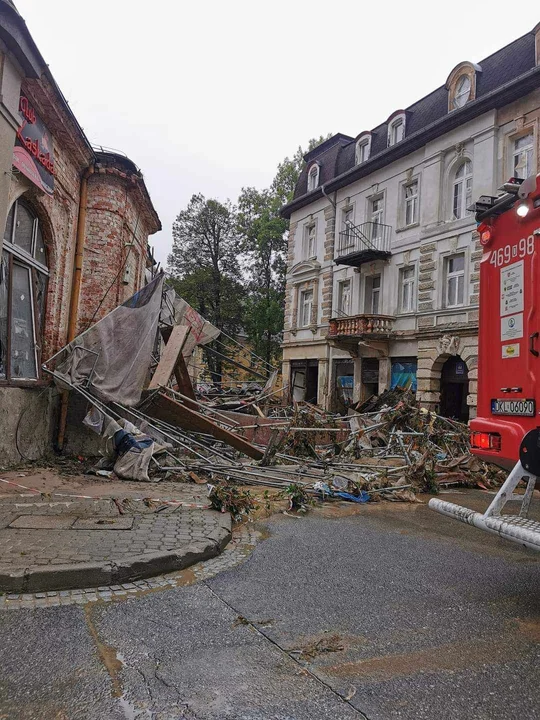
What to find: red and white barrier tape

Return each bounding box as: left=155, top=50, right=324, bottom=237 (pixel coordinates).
left=0, top=477, right=210, bottom=510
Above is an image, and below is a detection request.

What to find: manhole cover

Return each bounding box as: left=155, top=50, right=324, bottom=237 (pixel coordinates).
left=72, top=517, right=134, bottom=530
left=9, top=515, right=75, bottom=529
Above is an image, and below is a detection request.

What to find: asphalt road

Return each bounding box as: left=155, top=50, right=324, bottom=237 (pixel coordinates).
left=1, top=489, right=540, bottom=719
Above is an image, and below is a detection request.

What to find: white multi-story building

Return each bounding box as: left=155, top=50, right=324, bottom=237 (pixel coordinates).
left=281, top=24, right=540, bottom=421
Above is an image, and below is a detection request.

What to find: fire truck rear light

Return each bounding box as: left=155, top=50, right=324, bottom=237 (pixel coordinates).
left=470, top=432, right=501, bottom=451
left=516, top=202, right=530, bottom=217
left=480, top=228, right=492, bottom=245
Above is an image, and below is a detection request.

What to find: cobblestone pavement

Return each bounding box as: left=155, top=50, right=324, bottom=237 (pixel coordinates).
left=0, top=524, right=261, bottom=610
left=0, top=482, right=232, bottom=592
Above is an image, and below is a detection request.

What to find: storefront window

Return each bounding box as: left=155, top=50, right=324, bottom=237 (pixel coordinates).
left=1, top=200, right=48, bottom=381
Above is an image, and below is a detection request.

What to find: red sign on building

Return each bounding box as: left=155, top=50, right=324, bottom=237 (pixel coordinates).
left=13, top=94, right=55, bottom=195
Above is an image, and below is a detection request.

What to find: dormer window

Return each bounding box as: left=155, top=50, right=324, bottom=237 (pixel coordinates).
left=355, top=134, right=371, bottom=164
left=453, top=75, right=471, bottom=108
left=387, top=113, right=406, bottom=147
left=307, top=163, right=320, bottom=191
left=446, top=62, right=480, bottom=112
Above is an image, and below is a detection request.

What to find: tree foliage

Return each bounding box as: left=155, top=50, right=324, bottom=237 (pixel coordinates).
left=237, top=134, right=332, bottom=369
left=168, top=136, right=331, bottom=379
left=168, top=194, right=244, bottom=380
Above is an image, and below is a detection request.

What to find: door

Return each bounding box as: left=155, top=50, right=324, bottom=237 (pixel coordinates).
left=305, top=365, right=319, bottom=404
left=362, top=357, right=379, bottom=399
left=440, top=356, right=469, bottom=421
left=291, top=360, right=319, bottom=404
left=364, top=275, right=381, bottom=315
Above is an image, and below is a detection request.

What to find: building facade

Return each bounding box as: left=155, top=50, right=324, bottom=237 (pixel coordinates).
left=0, top=2, right=160, bottom=465
left=281, top=25, right=540, bottom=421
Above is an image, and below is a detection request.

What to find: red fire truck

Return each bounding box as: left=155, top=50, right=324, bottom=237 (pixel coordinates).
left=430, top=174, right=540, bottom=551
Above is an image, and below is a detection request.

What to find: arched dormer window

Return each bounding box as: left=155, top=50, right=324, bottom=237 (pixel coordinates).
left=355, top=133, right=371, bottom=164
left=307, top=163, right=320, bottom=191
left=446, top=62, right=481, bottom=112
left=452, top=159, right=473, bottom=220
left=387, top=112, right=406, bottom=147
left=0, top=199, right=48, bottom=381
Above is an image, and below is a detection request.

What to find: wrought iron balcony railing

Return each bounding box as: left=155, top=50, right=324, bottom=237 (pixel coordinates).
left=328, top=313, right=395, bottom=338
left=335, top=221, right=392, bottom=266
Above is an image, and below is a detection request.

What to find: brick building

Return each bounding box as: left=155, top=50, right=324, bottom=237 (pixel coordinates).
left=281, top=25, right=540, bottom=420
left=0, top=2, right=160, bottom=464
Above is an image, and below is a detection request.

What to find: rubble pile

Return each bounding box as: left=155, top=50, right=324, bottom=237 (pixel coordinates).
left=42, top=277, right=506, bottom=519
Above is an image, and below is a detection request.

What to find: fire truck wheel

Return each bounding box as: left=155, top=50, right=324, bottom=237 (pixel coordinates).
left=519, top=429, right=540, bottom=476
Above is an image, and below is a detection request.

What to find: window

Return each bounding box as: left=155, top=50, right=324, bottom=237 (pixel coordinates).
left=355, top=139, right=370, bottom=164
left=445, top=254, right=465, bottom=308
left=388, top=118, right=404, bottom=147
left=404, top=181, right=419, bottom=226
left=399, top=266, right=415, bottom=312
left=299, top=289, right=313, bottom=327
left=370, top=197, right=384, bottom=241
left=337, top=279, right=351, bottom=316
left=365, top=275, right=381, bottom=315
left=453, top=75, right=471, bottom=109
left=1, top=200, right=48, bottom=381
left=452, top=160, right=473, bottom=220
left=340, top=208, right=354, bottom=249
left=304, top=223, right=316, bottom=258
left=446, top=63, right=479, bottom=112
left=307, top=163, right=319, bottom=191
left=513, top=133, right=534, bottom=179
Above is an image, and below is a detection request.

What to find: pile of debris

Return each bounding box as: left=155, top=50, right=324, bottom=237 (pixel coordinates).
left=42, top=274, right=505, bottom=519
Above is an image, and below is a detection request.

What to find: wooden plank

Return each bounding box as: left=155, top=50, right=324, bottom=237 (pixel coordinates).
left=149, top=326, right=189, bottom=390
left=174, top=354, right=197, bottom=403
left=146, top=393, right=264, bottom=461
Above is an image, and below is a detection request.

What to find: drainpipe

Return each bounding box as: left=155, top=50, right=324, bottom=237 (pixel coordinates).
left=320, top=183, right=336, bottom=210
left=320, top=184, right=338, bottom=409
left=56, top=163, right=95, bottom=451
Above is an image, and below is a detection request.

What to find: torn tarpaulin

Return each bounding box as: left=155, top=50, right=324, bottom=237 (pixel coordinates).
left=52, top=273, right=164, bottom=407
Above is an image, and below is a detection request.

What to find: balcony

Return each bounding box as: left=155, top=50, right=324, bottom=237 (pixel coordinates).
left=328, top=313, right=395, bottom=340
left=335, top=221, right=392, bottom=267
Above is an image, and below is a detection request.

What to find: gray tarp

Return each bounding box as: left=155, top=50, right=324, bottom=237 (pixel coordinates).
left=52, top=274, right=164, bottom=407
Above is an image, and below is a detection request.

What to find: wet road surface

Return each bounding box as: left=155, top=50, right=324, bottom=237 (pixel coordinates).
left=1, top=489, right=539, bottom=719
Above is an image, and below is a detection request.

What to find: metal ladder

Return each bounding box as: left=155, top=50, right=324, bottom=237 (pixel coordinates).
left=429, top=461, right=540, bottom=551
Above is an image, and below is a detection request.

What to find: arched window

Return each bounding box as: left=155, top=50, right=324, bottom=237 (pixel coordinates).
left=452, top=160, right=473, bottom=220
left=307, top=163, right=320, bottom=191
left=0, top=199, right=48, bottom=381
left=453, top=75, right=471, bottom=109
left=355, top=134, right=371, bottom=164
left=387, top=112, right=406, bottom=147
left=446, top=62, right=480, bottom=112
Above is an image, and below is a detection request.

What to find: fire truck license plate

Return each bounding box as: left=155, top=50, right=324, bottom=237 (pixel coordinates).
left=491, top=399, right=536, bottom=416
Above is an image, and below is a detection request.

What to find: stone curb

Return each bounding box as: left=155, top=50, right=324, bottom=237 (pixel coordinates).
left=0, top=523, right=233, bottom=593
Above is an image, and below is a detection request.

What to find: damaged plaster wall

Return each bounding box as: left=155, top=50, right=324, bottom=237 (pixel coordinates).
left=62, top=392, right=102, bottom=458
left=0, top=387, right=55, bottom=466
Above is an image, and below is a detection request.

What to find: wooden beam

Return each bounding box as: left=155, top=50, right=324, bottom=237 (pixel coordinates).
left=146, top=392, right=264, bottom=461
left=174, top=354, right=197, bottom=403
left=149, top=326, right=189, bottom=390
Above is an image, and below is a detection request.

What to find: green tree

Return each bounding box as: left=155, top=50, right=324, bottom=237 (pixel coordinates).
left=237, top=134, right=331, bottom=371
left=168, top=194, right=244, bottom=381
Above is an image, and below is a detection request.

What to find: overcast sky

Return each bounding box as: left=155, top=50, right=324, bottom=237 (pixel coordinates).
left=14, top=0, right=535, bottom=265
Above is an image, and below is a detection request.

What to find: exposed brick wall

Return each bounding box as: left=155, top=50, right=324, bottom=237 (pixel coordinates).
left=77, top=172, right=154, bottom=332
left=13, top=81, right=159, bottom=359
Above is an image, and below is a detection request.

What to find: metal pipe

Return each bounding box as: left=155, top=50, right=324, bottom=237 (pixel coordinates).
left=56, top=164, right=95, bottom=451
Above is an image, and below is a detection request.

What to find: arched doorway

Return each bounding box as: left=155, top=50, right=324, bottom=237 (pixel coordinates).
left=440, top=355, right=469, bottom=421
